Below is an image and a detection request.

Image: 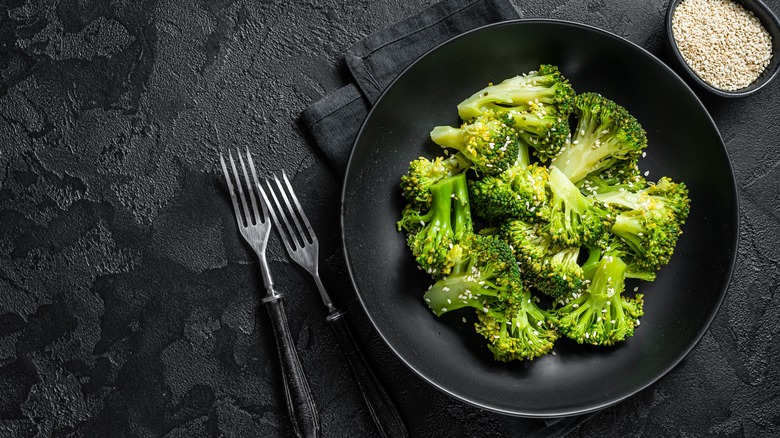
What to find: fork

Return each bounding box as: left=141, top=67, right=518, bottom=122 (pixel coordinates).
left=219, top=149, right=320, bottom=438
left=259, top=170, right=409, bottom=438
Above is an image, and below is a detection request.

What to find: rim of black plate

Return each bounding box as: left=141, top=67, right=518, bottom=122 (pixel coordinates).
left=339, top=18, right=740, bottom=418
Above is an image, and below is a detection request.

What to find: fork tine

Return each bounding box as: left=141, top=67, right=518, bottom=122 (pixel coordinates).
left=265, top=175, right=301, bottom=251
left=246, top=147, right=269, bottom=223
left=237, top=148, right=261, bottom=224
left=220, top=152, right=245, bottom=230
left=281, top=170, right=317, bottom=245
left=264, top=178, right=299, bottom=252
left=272, top=174, right=309, bottom=247
left=227, top=150, right=252, bottom=227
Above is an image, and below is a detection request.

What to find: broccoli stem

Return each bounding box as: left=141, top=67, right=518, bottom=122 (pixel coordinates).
left=430, top=126, right=465, bottom=150
left=451, top=172, right=473, bottom=240
left=549, top=166, right=589, bottom=216
left=424, top=275, right=500, bottom=317
left=611, top=213, right=644, bottom=252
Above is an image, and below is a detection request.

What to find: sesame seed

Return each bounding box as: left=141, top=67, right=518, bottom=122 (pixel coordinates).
left=672, top=0, right=773, bottom=91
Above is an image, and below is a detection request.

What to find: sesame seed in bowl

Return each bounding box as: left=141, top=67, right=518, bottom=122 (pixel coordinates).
left=665, top=0, right=780, bottom=97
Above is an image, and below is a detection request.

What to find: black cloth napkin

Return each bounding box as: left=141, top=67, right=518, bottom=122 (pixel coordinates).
left=300, top=0, right=596, bottom=434
left=301, top=0, right=518, bottom=176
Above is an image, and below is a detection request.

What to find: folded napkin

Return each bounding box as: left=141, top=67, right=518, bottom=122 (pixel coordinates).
left=300, top=0, right=596, bottom=433
left=301, top=0, right=519, bottom=176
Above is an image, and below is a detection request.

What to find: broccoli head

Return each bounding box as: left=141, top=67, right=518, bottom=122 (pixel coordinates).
left=400, top=154, right=471, bottom=208
left=474, top=287, right=558, bottom=362
left=551, top=92, right=648, bottom=184
left=457, top=64, right=576, bottom=121
left=430, top=111, right=521, bottom=175
left=468, top=162, right=551, bottom=224
left=423, top=234, right=520, bottom=315
left=582, top=239, right=656, bottom=282
left=502, top=219, right=584, bottom=298
left=504, top=107, right=571, bottom=162
left=593, top=177, right=690, bottom=271
left=397, top=172, right=473, bottom=276
left=577, top=160, right=646, bottom=197
left=543, top=166, right=614, bottom=247
left=555, top=254, right=644, bottom=346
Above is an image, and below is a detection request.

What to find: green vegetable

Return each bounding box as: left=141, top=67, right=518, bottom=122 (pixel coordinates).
left=430, top=111, right=521, bottom=175
left=397, top=65, right=690, bottom=362
left=468, top=160, right=551, bottom=224
left=555, top=254, right=644, bottom=346
left=593, top=176, right=691, bottom=271
left=456, top=65, right=575, bottom=162
left=400, top=154, right=471, bottom=209
left=423, top=234, right=520, bottom=315
left=551, top=92, right=647, bottom=184
left=475, top=287, right=559, bottom=362
left=397, top=172, right=472, bottom=277
left=502, top=219, right=584, bottom=299
left=543, top=166, right=614, bottom=247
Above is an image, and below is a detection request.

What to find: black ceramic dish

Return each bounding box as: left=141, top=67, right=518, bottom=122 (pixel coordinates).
left=341, top=20, right=739, bottom=417
left=665, top=0, right=780, bottom=98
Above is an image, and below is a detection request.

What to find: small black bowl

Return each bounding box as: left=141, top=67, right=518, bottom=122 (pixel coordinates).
left=665, top=0, right=780, bottom=98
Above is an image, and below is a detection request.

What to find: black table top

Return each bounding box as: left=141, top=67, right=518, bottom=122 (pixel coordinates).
left=1, top=0, right=778, bottom=437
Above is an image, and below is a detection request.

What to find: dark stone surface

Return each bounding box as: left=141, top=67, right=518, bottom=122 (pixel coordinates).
left=0, top=0, right=778, bottom=437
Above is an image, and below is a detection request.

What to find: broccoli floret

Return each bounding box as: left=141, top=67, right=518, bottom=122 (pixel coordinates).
left=543, top=166, right=614, bottom=247
left=397, top=173, right=473, bottom=276
left=502, top=219, right=584, bottom=298
left=504, top=108, right=571, bottom=162
left=582, top=240, right=656, bottom=282
left=474, top=287, right=558, bottom=361
left=430, top=111, right=521, bottom=175
left=400, top=154, right=471, bottom=208
left=551, top=92, right=648, bottom=184
left=555, top=254, right=644, bottom=346
left=457, top=64, right=576, bottom=121
left=469, top=161, right=551, bottom=224
left=577, top=160, right=646, bottom=196
left=593, top=177, right=690, bottom=271
left=423, top=234, right=520, bottom=315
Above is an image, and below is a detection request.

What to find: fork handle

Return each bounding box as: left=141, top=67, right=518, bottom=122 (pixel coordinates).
left=326, top=309, right=409, bottom=438
left=264, top=296, right=321, bottom=438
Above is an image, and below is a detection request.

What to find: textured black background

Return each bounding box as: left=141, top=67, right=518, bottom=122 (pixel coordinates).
left=1, top=0, right=779, bottom=437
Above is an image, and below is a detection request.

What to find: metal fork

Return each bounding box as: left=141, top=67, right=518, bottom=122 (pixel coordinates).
left=258, top=171, right=409, bottom=438
left=219, top=149, right=320, bottom=438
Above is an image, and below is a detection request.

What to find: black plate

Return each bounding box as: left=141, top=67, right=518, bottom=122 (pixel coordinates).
left=341, top=20, right=738, bottom=418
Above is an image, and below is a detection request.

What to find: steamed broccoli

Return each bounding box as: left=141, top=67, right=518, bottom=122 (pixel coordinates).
left=397, top=172, right=472, bottom=276
left=582, top=239, right=656, bottom=282
left=555, top=254, right=644, bottom=346
left=593, top=177, right=691, bottom=271
left=551, top=92, right=647, bottom=183
left=474, top=287, right=558, bottom=361
left=504, top=108, right=571, bottom=162
left=468, top=160, right=551, bottom=224
left=543, top=166, right=614, bottom=247
left=430, top=111, right=521, bottom=175
left=577, top=160, right=646, bottom=196
left=455, top=65, right=575, bottom=162
left=457, top=64, right=576, bottom=121
left=400, top=154, right=471, bottom=208
left=423, top=234, right=520, bottom=315
left=502, top=219, right=584, bottom=298
left=395, top=65, right=691, bottom=363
